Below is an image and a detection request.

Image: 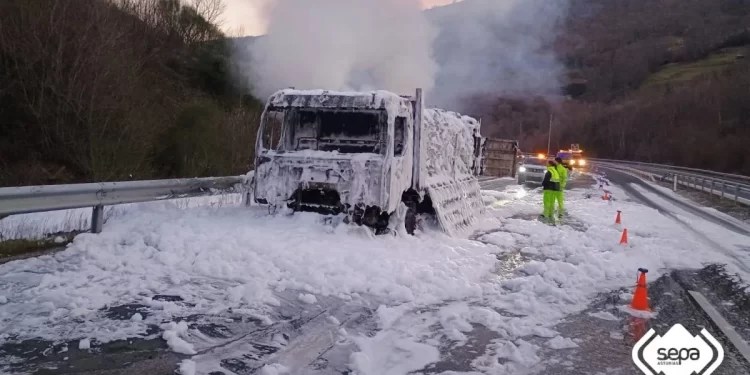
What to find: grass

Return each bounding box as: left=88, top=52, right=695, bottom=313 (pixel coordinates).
left=0, top=235, right=74, bottom=263
left=642, top=46, right=749, bottom=87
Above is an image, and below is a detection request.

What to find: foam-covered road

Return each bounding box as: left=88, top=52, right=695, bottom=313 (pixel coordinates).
left=2, top=171, right=750, bottom=375
left=600, top=167, right=750, bottom=236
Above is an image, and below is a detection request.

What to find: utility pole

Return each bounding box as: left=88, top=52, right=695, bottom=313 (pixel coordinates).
left=547, top=113, right=553, bottom=156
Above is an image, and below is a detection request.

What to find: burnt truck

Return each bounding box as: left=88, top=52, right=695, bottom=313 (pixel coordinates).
left=252, top=88, right=485, bottom=236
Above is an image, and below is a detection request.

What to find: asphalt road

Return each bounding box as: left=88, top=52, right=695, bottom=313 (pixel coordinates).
left=577, top=166, right=750, bottom=374
left=479, top=169, right=594, bottom=192
left=598, top=167, right=750, bottom=237
left=535, top=265, right=750, bottom=375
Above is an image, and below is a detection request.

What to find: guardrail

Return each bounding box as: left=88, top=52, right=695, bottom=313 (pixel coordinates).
left=591, top=159, right=750, bottom=206
left=588, top=158, right=750, bottom=184
left=0, top=176, right=250, bottom=234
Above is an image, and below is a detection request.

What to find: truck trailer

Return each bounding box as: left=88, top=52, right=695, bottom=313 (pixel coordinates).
left=252, top=88, right=485, bottom=236
left=480, top=138, right=519, bottom=178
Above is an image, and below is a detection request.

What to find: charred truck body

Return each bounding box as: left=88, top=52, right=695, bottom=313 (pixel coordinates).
left=253, top=88, right=485, bottom=236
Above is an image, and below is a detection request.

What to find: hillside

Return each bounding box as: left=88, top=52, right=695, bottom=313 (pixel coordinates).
left=0, top=0, right=263, bottom=187
left=462, top=0, right=750, bottom=174
left=2, top=0, right=749, bottom=187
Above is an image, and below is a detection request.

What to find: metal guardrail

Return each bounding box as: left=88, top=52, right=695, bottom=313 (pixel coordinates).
left=0, top=176, right=249, bottom=233
left=591, top=160, right=750, bottom=206
left=588, top=158, right=750, bottom=184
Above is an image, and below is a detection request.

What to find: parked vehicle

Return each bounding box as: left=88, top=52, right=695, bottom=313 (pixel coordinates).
left=517, top=155, right=549, bottom=185
left=253, top=88, right=485, bottom=236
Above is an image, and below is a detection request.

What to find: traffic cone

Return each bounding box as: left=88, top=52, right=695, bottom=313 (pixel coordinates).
left=615, top=210, right=622, bottom=225
left=619, top=228, right=628, bottom=245
left=602, top=191, right=610, bottom=200
left=631, top=268, right=650, bottom=311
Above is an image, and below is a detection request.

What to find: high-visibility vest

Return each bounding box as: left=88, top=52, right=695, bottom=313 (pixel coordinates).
left=547, top=166, right=560, bottom=182
left=555, top=164, right=568, bottom=183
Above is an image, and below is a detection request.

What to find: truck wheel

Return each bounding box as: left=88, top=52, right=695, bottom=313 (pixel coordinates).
left=517, top=177, right=525, bottom=185
left=404, top=203, right=417, bottom=235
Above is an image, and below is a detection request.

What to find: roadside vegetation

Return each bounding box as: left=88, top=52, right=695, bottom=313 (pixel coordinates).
left=468, top=0, right=750, bottom=175
left=0, top=0, right=263, bottom=187
left=2, top=0, right=748, bottom=186
left=0, top=236, right=74, bottom=264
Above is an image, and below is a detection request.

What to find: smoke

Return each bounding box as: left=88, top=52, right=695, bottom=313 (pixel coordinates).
left=428, top=0, right=569, bottom=108
left=239, top=0, right=569, bottom=109
left=247, top=0, right=437, bottom=98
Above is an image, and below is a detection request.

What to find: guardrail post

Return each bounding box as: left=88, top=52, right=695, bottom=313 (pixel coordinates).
left=710, top=180, right=715, bottom=195
left=721, top=182, right=725, bottom=200
left=735, top=184, right=740, bottom=204
left=673, top=174, right=677, bottom=192
left=91, top=205, right=104, bottom=233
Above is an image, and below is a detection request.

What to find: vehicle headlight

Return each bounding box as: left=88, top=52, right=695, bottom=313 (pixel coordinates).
left=579, top=160, right=587, bottom=166
left=570, top=160, right=576, bottom=165
left=519, top=166, right=527, bottom=172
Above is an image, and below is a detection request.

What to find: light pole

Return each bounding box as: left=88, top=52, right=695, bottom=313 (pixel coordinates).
left=547, top=113, right=553, bottom=156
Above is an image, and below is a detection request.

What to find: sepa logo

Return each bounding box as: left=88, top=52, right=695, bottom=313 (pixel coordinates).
left=632, top=323, right=724, bottom=375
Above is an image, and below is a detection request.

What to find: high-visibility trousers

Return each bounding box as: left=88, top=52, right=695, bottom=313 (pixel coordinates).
left=555, top=190, right=565, bottom=215
left=543, top=190, right=556, bottom=219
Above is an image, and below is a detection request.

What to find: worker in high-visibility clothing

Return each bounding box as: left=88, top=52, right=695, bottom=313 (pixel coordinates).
left=541, top=160, right=561, bottom=222
left=554, top=157, right=569, bottom=217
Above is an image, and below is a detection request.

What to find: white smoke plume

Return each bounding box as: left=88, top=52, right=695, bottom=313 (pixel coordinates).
left=428, top=0, right=569, bottom=108
left=247, top=0, right=438, bottom=98
left=238, top=0, right=569, bottom=108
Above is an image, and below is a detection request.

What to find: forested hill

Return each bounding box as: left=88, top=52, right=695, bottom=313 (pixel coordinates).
left=0, top=0, right=263, bottom=187
left=464, top=0, right=750, bottom=174
left=2, top=0, right=749, bottom=188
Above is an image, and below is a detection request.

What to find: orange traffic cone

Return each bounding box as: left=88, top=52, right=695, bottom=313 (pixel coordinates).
left=615, top=210, right=622, bottom=225
left=602, top=191, right=610, bottom=200
left=619, top=228, right=628, bottom=245
left=631, top=268, right=650, bottom=311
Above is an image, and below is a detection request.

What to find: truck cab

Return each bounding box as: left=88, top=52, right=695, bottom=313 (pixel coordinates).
left=254, top=90, right=415, bottom=232
left=253, top=88, right=485, bottom=236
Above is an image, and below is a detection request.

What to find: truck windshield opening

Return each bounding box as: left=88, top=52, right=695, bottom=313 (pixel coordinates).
left=262, top=108, right=385, bottom=154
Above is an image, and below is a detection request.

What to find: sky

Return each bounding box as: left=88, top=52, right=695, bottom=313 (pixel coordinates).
left=220, top=0, right=458, bottom=36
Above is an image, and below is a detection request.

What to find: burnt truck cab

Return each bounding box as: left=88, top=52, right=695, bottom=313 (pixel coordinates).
left=253, top=88, right=486, bottom=236
left=253, top=89, right=416, bottom=231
